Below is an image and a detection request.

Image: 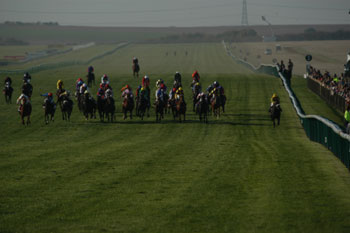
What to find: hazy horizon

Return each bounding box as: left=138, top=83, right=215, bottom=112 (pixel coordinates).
left=1, top=0, right=349, bottom=27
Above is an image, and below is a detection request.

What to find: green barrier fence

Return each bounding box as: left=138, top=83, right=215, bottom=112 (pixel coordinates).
left=223, top=41, right=350, bottom=171
left=0, top=42, right=130, bottom=75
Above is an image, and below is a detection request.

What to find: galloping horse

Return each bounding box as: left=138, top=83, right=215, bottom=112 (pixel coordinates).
left=137, top=97, right=148, bottom=120
left=43, top=98, right=55, bottom=124
left=104, top=95, right=115, bottom=122
left=82, top=93, right=96, bottom=120
left=87, top=72, right=95, bottom=88
left=122, top=93, right=134, bottom=120
left=97, top=97, right=106, bottom=122
left=210, top=94, right=221, bottom=119
left=18, top=96, right=32, bottom=125
left=132, top=63, right=140, bottom=78
left=197, top=94, right=209, bottom=123
left=269, top=102, right=282, bottom=128
left=176, top=96, right=186, bottom=122
left=155, top=98, right=164, bottom=122
left=61, top=96, right=73, bottom=121
left=168, top=98, right=177, bottom=120
left=3, top=82, right=13, bottom=104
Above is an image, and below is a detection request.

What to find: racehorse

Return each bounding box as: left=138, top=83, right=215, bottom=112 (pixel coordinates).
left=196, top=94, right=209, bottom=123
left=82, top=93, right=96, bottom=120
left=137, top=97, right=148, bottom=120
left=97, top=97, right=106, bottom=122
left=210, top=94, right=221, bottom=119
left=269, top=102, right=282, bottom=128
left=3, top=82, right=13, bottom=104
left=176, top=96, right=186, bottom=122
left=76, top=92, right=84, bottom=112
left=43, top=98, right=55, bottom=124
left=104, top=95, right=115, bottom=122
left=18, top=96, right=32, bottom=125
left=132, top=63, right=140, bottom=78
left=87, top=72, right=95, bottom=87
left=61, top=96, right=73, bottom=121
left=122, top=93, right=134, bottom=120
left=155, top=98, right=164, bottom=122
left=168, top=98, right=177, bottom=120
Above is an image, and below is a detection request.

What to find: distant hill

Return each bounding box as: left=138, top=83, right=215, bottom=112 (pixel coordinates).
left=1, top=23, right=350, bottom=44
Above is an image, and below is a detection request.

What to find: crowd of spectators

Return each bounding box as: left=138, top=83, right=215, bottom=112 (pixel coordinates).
left=307, top=65, right=350, bottom=102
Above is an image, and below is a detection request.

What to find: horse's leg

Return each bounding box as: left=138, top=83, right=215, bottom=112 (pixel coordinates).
left=27, top=115, right=31, bottom=125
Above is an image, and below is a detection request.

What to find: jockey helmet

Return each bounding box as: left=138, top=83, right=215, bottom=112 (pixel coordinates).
left=172, top=87, right=176, bottom=92
left=48, top=92, right=53, bottom=97
left=160, top=83, right=165, bottom=89
left=272, top=93, right=277, bottom=98
left=126, top=84, right=130, bottom=89
left=196, top=82, right=200, bottom=86
left=83, top=83, right=87, bottom=88
left=100, top=83, right=103, bottom=88
left=102, top=74, right=108, bottom=79
left=141, top=87, right=145, bottom=91
left=144, top=75, right=149, bottom=80
left=178, top=87, right=183, bottom=91
left=175, top=71, right=179, bottom=74
left=105, top=84, right=109, bottom=89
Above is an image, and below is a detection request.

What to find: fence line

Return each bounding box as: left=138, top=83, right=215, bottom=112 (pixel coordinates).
left=223, top=40, right=350, bottom=170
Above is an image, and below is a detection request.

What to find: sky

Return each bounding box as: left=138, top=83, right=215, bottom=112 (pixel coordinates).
left=0, top=0, right=349, bottom=27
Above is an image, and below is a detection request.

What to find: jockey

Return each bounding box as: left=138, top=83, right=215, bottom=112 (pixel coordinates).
left=169, top=87, right=177, bottom=100
left=23, top=72, right=32, bottom=83
left=4, top=76, right=12, bottom=86
left=156, top=79, right=163, bottom=88
left=57, top=80, right=64, bottom=90
left=192, top=70, right=200, bottom=82
left=174, top=71, right=182, bottom=84
left=97, top=83, right=106, bottom=100
left=192, top=82, right=201, bottom=95
left=41, top=92, right=56, bottom=109
left=80, top=83, right=89, bottom=95
left=133, top=57, right=139, bottom=65
left=155, top=85, right=165, bottom=102
left=175, top=87, right=184, bottom=99
left=121, top=85, right=133, bottom=98
left=105, top=88, right=113, bottom=98
left=88, top=66, right=94, bottom=73
left=135, top=85, right=142, bottom=98
left=142, top=75, right=150, bottom=87
left=16, top=93, right=30, bottom=112
left=271, top=93, right=280, bottom=106
left=76, top=78, right=84, bottom=93
left=21, top=79, right=33, bottom=98
left=101, top=74, right=109, bottom=85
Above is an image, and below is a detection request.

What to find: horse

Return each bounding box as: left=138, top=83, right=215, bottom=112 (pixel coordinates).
left=168, top=98, right=177, bottom=120
left=155, top=98, right=164, bottom=122
left=82, top=93, right=96, bottom=120
left=43, top=98, right=55, bottom=124
left=196, top=95, right=209, bottom=123
left=137, top=97, right=148, bottom=120
left=269, top=102, right=282, bottom=128
left=18, top=97, right=32, bottom=125
left=104, top=95, right=115, bottom=122
left=132, top=63, right=140, bottom=78
left=122, top=93, right=134, bottom=120
left=87, top=72, right=95, bottom=87
left=76, top=92, right=84, bottom=112
left=97, top=97, right=106, bottom=122
left=210, top=94, right=221, bottom=119
left=61, top=97, right=73, bottom=121
left=3, top=82, right=13, bottom=104
left=176, top=96, right=186, bottom=122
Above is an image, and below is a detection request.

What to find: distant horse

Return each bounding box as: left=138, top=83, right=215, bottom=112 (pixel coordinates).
left=211, top=94, right=221, bottom=119
left=18, top=97, right=32, bottom=125
left=176, top=96, right=186, bottom=122
left=122, top=93, right=134, bottom=120
left=269, top=103, right=282, bottom=128
left=168, top=98, right=176, bottom=120
left=132, top=63, right=140, bottom=78
left=82, top=93, right=96, bottom=120
left=3, top=82, right=13, bottom=104
left=76, top=92, right=84, bottom=112
left=97, top=97, right=106, bottom=122
left=155, top=98, right=164, bottom=122
left=61, top=96, right=73, bottom=121
left=138, top=97, right=148, bottom=120
left=43, top=98, right=55, bottom=124
left=87, top=72, right=95, bottom=88
left=104, top=95, right=115, bottom=122
left=196, top=95, right=208, bottom=123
